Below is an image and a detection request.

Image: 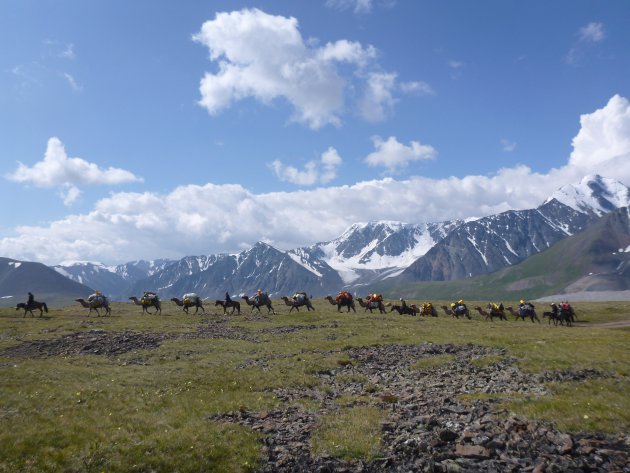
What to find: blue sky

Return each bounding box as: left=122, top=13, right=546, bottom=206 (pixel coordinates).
left=1, top=0, right=630, bottom=265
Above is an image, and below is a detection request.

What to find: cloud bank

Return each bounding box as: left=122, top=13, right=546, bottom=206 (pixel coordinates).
left=2, top=95, right=630, bottom=265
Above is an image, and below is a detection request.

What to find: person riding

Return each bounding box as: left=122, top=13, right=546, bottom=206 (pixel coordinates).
left=27, top=292, right=34, bottom=306
left=399, top=297, right=407, bottom=309
left=225, top=291, right=232, bottom=305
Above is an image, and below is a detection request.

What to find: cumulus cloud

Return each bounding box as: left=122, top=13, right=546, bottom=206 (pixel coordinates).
left=193, top=8, right=387, bottom=129
left=2, top=95, right=630, bottom=265
left=365, top=136, right=436, bottom=172
left=358, top=72, right=397, bottom=122
left=568, top=94, right=630, bottom=177
left=6, top=137, right=142, bottom=205
left=270, top=147, right=342, bottom=185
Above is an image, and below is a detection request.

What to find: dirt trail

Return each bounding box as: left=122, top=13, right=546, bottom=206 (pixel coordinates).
left=575, top=319, right=630, bottom=329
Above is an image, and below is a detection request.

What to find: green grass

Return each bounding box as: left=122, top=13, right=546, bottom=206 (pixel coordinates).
left=311, top=406, right=385, bottom=461
left=0, top=298, right=629, bottom=471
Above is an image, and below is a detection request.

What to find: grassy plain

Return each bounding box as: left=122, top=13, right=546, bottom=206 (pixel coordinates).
left=0, top=299, right=628, bottom=472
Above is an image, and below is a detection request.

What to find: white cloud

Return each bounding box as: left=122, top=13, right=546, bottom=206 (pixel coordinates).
left=63, top=73, right=82, bottom=92
left=569, top=94, right=630, bottom=177
left=6, top=137, right=143, bottom=205
left=325, top=0, right=373, bottom=14
left=193, top=8, right=384, bottom=129
left=566, top=22, right=606, bottom=65
left=358, top=72, right=397, bottom=122
left=400, top=80, right=435, bottom=96
left=2, top=95, right=630, bottom=265
left=271, top=147, right=342, bottom=185
left=364, top=136, right=436, bottom=172
left=501, top=139, right=517, bottom=152
left=579, top=22, right=605, bottom=43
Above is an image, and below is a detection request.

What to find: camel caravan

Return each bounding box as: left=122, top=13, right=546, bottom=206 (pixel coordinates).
left=12, top=286, right=574, bottom=328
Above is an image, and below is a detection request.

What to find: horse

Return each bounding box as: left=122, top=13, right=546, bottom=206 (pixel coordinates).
left=242, top=295, right=275, bottom=314
left=281, top=294, right=314, bottom=313
left=16, top=301, right=48, bottom=317
left=324, top=295, right=356, bottom=313
left=215, top=300, right=241, bottom=315
left=389, top=304, right=418, bottom=316
left=75, top=297, right=111, bottom=316
left=543, top=310, right=572, bottom=327
left=129, top=295, right=162, bottom=315
left=506, top=306, right=540, bottom=323
left=356, top=297, right=386, bottom=314
left=171, top=296, right=205, bottom=315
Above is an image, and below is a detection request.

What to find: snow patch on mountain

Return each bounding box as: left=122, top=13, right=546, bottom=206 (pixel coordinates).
left=545, top=175, right=630, bottom=216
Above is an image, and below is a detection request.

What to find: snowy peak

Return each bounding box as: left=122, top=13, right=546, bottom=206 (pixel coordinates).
left=545, top=175, right=630, bottom=216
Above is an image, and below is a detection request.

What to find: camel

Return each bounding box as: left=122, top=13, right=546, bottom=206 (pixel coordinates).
left=215, top=300, right=241, bottom=315
left=419, top=304, right=438, bottom=317
left=442, top=305, right=471, bottom=319
left=16, top=301, right=48, bottom=317
left=389, top=304, right=418, bottom=316
left=129, top=295, right=161, bottom=315
left=356, top=297, right=386, bottom=314
left=506, top=306, right=540, bottom=323
left=171, top=296, right=205, bottom=315
left=242, top=295, right=275, bottom=314
left=281, top=294, right=314, bottom=313
left=473, top=305, right=507, bottom=321
left=75, top=297, right=111, bottom=317
left=324, top=295, right=356, bottom=313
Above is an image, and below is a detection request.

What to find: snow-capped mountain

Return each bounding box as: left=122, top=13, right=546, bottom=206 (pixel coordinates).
left=54, top=259, right=175, bottom=299
left=544, top=174, right=630, bottom=216
left=128, top=242, right=343, bottom=299
left=400, top=175, right=630, bottom=281
left=296, top=221, right=462, bottom=285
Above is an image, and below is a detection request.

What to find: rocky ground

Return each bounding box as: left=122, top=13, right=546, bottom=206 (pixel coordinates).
left=1, top=323, right=628, bottom=472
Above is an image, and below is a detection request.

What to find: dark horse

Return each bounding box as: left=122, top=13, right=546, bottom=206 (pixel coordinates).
left=242, top=295, right=275, bottom=314
left=389, top=304, right=418, bottom=316
left=215, top=300, right=241, bottom=315
left=16, top=301, right=48, bottom=317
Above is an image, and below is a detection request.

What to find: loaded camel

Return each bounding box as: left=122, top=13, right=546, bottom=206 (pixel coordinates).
left=356, top=297, right=386, bottom=314
left=171, top=296, right=205, bottom=315
left=506, top=306, right=540, bottom=323
left=324, top=295, right=356, bottom=313
left=419, top=304, right=438, bottom=317
left=281, top=294, right=314, bottom=313
left=16, top=300, right=49, bottom=317
left=242, top=294, right=275, bottom=314
left=441, top=305, right=471, bottom=319
left=215, top=300, right=241, bottom=315
left=129, top=295, right=162, bottom=315
left=75, top=297, right=111, bottom=317
left=473, top=305, right=507, bottom=321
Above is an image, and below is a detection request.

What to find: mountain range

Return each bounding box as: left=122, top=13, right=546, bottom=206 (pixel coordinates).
left=2, top=174, right=629, bottom=305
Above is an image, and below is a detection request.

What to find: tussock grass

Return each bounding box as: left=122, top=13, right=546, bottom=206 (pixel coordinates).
left=311, top=406, right=385, bottom=461
left=410, top=353, right=456, bottom=370
left=0, top=298, right=628, bottom=471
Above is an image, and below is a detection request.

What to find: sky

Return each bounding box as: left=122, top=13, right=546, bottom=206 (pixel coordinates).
left=1, top=0, right=630, bottom=265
